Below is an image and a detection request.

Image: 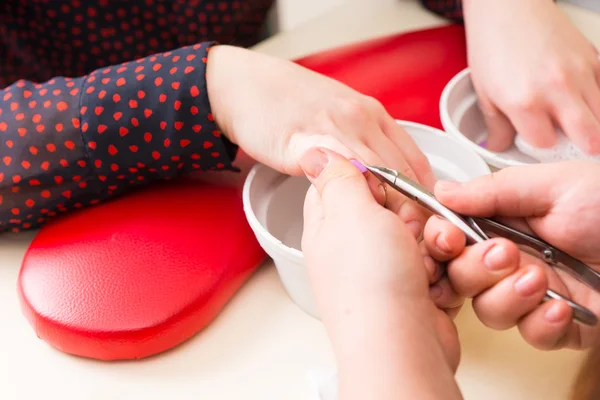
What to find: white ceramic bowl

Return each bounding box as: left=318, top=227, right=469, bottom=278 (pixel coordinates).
left=440, top=68, right=539, bottom=169
left=242, top=120, right=491, bottom=319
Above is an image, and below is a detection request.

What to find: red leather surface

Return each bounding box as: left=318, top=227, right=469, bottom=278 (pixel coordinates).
left=18, top=25, right=468, bottom=361
left=296, top=24, right=468, bottom=130
left=19, top=181, right=266, bottom=360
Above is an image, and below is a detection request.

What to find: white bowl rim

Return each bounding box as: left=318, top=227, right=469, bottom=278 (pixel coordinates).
left=439, top=67, right=526, bottom=169
left=242, top=119, right=490, bottom=262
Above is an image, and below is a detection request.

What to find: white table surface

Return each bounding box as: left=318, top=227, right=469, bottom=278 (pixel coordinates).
left=2, top=1, right=600, bottom=399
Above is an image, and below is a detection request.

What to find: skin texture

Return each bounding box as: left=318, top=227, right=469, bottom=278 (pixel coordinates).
left=424, top=161, right=600, bottom=350
left=205, top=44, right=436, bottom=238
left=300, top=148, right=462, bottom=400
left=463, top=0, right=600, bottom=153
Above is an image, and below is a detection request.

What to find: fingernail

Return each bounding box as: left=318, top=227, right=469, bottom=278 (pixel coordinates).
left=435, top=232, right=451, bottom=253
left=483, top=245, right=508, bottom=270
left=406, top=220, right=422, bottom=239
left=350, top=159, right=367, bottom=173
left=436, top=180, right=461, bottom=193
left=514, top=269, right=541, bottom=296
left=479, top=140, right=487, bottom=148
left=545, top=302, right=566, bottom=323
left=300, top=148, right=329, bottom=179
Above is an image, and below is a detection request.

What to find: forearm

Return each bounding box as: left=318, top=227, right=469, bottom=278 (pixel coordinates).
left=0, top=42, right=237, bottom=232
left=328, top=301, right=462, bottom=400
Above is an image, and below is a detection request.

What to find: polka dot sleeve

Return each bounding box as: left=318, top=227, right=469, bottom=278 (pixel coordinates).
left=420, top=0, right=463, bottom=21
left=0, top=42, right=238, bottom=233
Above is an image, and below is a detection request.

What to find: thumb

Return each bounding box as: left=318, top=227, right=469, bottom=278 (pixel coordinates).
left=480, top=104, right=516, bottom=152
left=433, top=164, right=558, bottom=217
left=299, top=147, right=374, bottom=213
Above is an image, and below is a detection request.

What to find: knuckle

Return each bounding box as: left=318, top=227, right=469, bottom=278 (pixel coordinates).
left=321, top=169, right=359, bottom=196
left=362, top=95, right=385, bottom=112
left=332, top=97, right=369, bottom=120
left=543, top=64, right=574, bottom=92
left=506, top=90, right=539, bottom=114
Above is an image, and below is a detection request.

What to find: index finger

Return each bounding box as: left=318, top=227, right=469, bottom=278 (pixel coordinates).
left=433, top=164, right=558, bottom=217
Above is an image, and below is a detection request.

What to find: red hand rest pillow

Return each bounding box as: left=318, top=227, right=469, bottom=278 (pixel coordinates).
left=18, top=25, right=467, bottom=361
left=295, top=24, right=467, bottom=129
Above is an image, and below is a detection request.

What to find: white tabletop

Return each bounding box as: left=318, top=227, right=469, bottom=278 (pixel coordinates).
left=2, top=1, right=600, bottom=399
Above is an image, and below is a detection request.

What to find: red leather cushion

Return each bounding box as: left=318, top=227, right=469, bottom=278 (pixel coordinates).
left=296, top=24, right=467, bottom=130
left=19, top=180, right=266, bottom=360
left=18, top=25, right=467, bottom=361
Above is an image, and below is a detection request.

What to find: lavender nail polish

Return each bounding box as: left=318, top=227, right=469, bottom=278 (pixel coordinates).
left=350, top=159, right=367, bottom=173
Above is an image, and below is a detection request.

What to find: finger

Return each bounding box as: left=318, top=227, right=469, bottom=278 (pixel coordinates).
left=595, top=52, right=600, bottom=86
left=302, top=185, right=324, bottom=238
left=582, top=82, right=600, bottom=147
left=506, top=108, right=557, bottom=149
left=472, top=264, right=548, bottom=330
left=477, top=97, right=516, bottom=152
left=330, top=104, right=432, bottom=237
left=517, top=299, right=573, bottom=350
left=420, top=241, right=444, bottom=284
left=434, top=164, right=558, bottom=217
left=351, top=135, right=430, bottom=239
left=380, top=116, right=437, bottom=189
left=365, top=173, right=387, bottom=207
left=298, top=147, right=374, bottom=214
left=430, top=277, right=464, bottom=311
left=424, top=216, right=466, bottom=262
left=434, top=313, right=461, bottom=372
left=553, top=94, right=600, bottom=155
left=445, top=305, right=463, bottom=320
left=583, top=55, right=600, bottom=123
left=447, top=238, right=520, bottom=298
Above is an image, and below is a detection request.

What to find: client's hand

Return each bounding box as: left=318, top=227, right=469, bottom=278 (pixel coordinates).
left=425, top=161, right=600, bottom=350
left=300, top=148, right=462, bottom=400
left=207, top=45, right=435, bottom=239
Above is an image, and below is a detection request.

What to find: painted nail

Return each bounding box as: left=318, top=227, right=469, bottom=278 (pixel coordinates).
left=483, top=245, right=508, bottom=270
left=350, top=159, right=367, bottom=173
left=299, top=148, right=329, bottom=179
left=479, top=140, right=487, bottom=148
left=513, top=269, right=540, bottom=296
left=435, top=180, right=461, bottom=193
left=545, top=302, right=566, bottom=323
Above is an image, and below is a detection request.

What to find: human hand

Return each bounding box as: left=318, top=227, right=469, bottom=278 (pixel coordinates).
left=424, top=161, right=600, bottom=350
left=300, top=148, right=462, bottom=400
left=463, top=0, right=600, bottom=153
left=206, top=45, right=436, bottom=238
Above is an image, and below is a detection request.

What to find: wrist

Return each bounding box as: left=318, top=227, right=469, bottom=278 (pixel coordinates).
left=322, top=297, right=433, bottom=358
left=206, top=45, right=237, bottom=145
left=328, top=306, right=459, bottom=399
left=463, top=0, right=552, bottom=15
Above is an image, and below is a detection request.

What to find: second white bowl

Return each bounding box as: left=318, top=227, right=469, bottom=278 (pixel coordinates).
left=439, top=68, right=539, bottom=169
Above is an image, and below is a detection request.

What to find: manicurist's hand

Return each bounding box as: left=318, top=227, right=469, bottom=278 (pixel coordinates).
left=464, top=0, right=600, bottom=153
left=425, top=161, right=600, bottom=350
left=206, top=45, right=436, bottom=238
left=300, top=148, right=462, bottom=400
